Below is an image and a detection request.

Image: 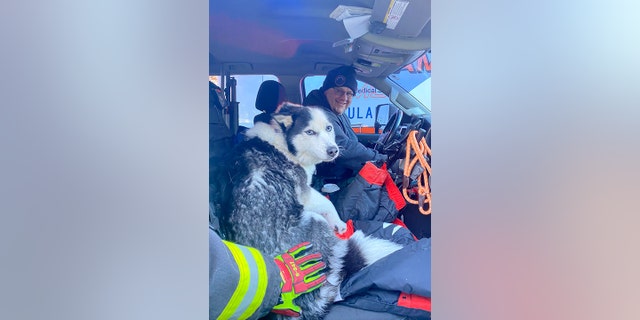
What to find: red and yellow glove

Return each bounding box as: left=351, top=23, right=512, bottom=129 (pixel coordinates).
left=272, top=242, right=327, bottom=317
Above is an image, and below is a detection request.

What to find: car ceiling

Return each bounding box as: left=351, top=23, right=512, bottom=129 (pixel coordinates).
left=210, top=0, right=430, bottom=78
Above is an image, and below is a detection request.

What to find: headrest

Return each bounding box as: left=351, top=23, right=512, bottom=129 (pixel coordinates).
left=255, top=80, right=287, bottom=113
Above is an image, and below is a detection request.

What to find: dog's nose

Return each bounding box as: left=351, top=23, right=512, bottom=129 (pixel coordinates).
left=327, top=146, right=338, bottom=157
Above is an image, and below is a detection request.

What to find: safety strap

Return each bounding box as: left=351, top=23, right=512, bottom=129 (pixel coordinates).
left=397, top=292, right=431, bottom=312
left=359, top=162, right=406, bottom=211
left=402, top=130, right=431, bottom=215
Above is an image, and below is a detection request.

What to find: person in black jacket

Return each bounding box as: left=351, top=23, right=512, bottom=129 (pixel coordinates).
left=303, top=66, right=387, bottom=181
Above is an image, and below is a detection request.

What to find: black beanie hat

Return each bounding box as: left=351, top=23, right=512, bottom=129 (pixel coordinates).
left=255, top=80, right=287, bottom=113
left=321, top=66, right=357, bottom=95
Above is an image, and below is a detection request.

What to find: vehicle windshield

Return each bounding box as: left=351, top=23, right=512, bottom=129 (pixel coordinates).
left=388, top=50, right=431, bottom=111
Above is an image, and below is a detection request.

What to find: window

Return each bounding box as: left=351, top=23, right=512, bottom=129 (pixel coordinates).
left=388, top=50, right=431, bottom=111
left=232, top=74, right=279, bottom=128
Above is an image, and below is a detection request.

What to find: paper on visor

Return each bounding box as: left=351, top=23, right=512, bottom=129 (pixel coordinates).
left=330, top=5, right=372, bottom=21
left=343, top=14, right=371, bottom=40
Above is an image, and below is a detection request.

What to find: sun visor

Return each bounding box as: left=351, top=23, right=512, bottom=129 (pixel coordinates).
left=370, top=0, right=430, bottom=38
left=329, top=1, right=430, bottom=77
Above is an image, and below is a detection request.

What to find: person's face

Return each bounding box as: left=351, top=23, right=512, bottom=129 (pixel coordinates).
left=324, top=86, right=354, bottom=115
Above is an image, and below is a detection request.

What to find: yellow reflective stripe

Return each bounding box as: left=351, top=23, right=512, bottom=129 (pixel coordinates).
left=218, top=241, right=252, bottom=320
left=231, top=246, right=261, bottom=319
left=237, top=246, right=269, bottom=320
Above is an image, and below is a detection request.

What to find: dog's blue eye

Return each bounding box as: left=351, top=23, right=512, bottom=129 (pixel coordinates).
left=305, top=130, right=316, bottom=135
left=326, top=125, right=332, bottom=132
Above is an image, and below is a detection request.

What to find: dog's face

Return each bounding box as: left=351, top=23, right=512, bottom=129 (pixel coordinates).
left=273, top=105, right=339, bottom=166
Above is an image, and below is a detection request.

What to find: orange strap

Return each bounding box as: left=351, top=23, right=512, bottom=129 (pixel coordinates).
left=402, top=130, right=431, bottom=215
left=335, top=219, right=355, bottom=239
left=359, top=162, right=406, bottom=211
left=398, top=292, right=431, bottom=312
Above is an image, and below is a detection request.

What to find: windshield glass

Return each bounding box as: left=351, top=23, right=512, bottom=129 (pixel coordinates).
left=388, top=50, right=431, bottom=111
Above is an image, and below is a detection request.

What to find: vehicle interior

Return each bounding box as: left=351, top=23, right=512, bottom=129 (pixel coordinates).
left=209, top=0, right=431, bottom=238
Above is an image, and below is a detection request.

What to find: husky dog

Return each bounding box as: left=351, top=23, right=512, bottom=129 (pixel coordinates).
left=220, top=105, right=402, bottom=319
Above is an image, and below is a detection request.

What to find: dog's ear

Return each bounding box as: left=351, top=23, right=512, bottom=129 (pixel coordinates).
left=279, top=103, right=303, bottom=115
left=272, top=113, right=294, bottom=131
left=272, top=103, right=303, bottom=131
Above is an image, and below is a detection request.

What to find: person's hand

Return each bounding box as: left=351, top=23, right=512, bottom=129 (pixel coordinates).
left=381, top=153, right=389, bottom=165
left=272, top=242, right=327, bottom=317
left=373, top=154, right=389, bottom=167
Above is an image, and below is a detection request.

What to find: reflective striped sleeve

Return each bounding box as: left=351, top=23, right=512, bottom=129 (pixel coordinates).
left=209, top=230, right=281, bottom=320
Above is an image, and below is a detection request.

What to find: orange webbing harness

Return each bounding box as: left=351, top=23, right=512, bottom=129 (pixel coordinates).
left=402, top=130, right=431, bottom=215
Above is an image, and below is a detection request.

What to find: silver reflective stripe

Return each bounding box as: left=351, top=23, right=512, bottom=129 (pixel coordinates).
left=229, top=245, right=263, bottom=319
left=218, top=242, right=268, bottom=320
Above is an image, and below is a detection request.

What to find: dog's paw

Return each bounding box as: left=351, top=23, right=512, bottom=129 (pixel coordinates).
left=318, top=210, right=347, bottom=234
left=332, top=220, right=348, bottom=234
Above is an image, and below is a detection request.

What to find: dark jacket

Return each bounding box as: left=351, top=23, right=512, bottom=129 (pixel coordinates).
left=304, top=89, right=386, bottom=179
left=339, top=238, right=431, bottom=319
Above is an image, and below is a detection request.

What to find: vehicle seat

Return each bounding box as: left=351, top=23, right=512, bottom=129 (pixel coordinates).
left=235, top=80, right=287, bottom=144
left=253, top=80, right=287, bottom=124
left=209, top=81, right=233, bottom=229
left=209, top=81, right=233, bottom=156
